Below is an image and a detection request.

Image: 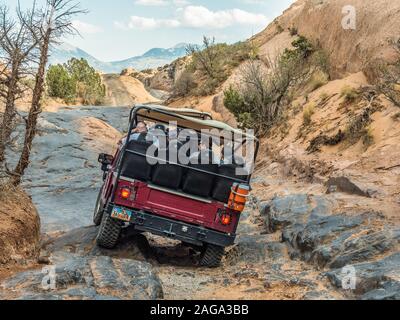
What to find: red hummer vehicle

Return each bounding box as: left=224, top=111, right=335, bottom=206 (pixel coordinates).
left=94, top=105, right=259, bottom=267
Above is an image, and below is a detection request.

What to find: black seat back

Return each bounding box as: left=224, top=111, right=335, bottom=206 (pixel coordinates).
left=182, top=150, right=218, bottom=198
left=121, top=137, right=153, bottom=181
left=151, top=141, right=183, bottom=189
left=212, top=157, right=248, bottom=203
left=212, top=160, right=249, bottom=203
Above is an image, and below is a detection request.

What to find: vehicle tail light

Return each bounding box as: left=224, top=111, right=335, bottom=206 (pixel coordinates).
left=220, top=212, right=232, bottom=226
left=120, top=188, right=131, bottom=199
left=228, top=183, right=250, bottom=213
left=119, top=186, right=137, bottom=201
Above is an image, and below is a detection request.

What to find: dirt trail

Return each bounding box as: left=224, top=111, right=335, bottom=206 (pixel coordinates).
left=102, top=74, right=159, bottom=106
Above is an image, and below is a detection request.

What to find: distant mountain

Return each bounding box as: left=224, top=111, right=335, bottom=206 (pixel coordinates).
left=48, top=43, right=191, bottom=74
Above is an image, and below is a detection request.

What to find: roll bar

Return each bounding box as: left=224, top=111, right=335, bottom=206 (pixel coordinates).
left=110, top=105, right=260, bottom=204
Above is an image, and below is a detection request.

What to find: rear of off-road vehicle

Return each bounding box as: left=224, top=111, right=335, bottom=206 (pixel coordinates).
left=94, top=105, right=257, bottom=267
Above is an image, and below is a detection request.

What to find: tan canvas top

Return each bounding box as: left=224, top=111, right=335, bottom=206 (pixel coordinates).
left=135, top=104, right=257, bottom=141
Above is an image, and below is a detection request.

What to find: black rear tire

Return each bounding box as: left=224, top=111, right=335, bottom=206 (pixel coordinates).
left=200, top=244, right=225, bottom=268
left=93, top=187, right=105, bottom=226
left=96, top=213, right=122, bottom=249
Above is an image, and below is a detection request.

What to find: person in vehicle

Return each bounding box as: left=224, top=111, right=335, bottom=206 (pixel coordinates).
left=120, top=121, right=148, bottom=144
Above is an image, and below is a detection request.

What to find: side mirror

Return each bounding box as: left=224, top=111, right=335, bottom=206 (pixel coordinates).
left=98, top=153, right=114, bottom=166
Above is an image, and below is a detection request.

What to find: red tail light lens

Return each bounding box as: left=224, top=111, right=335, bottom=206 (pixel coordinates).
left=120, top=187, right=131, bottom=200
left=220, top=212, right=232, bottom=226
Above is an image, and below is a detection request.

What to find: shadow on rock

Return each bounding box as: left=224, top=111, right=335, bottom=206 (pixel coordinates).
left=261, top=194, right=400, bottom=299
left=1, top=255, right=163, bottom=300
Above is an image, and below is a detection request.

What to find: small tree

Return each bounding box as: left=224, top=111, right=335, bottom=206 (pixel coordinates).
left=65, top=58, right=105, bottom=105
left=224, top=37, right=318, bottom=137
left=46, top=64, right=76, bottom=102
left=0, top=5, right=39, bottom=163
left=174, top=70, right=196, bottom=97
left=186, top=36, right=220, bottom=80
left=12, top=0, right=85, bottom=185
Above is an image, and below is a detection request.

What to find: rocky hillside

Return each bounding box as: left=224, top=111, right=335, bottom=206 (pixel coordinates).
left=252, top=0, right=400, bottom=80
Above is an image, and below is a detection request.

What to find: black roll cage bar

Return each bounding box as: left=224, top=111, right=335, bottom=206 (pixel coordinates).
left=110, top=105, right=260, bottom=204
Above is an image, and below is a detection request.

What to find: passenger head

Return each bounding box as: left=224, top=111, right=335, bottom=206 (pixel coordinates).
left=136, top=121, right=148, bottom=133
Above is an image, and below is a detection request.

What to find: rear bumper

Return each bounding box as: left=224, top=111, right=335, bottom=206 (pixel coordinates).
left=106, top=204, right=236, bottom=248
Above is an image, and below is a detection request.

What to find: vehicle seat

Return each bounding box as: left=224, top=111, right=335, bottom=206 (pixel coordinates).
left=212, top=162, right=248, bottom=203
left=182, top=151, right=218, bottom=198
left=121, top=137, right=153, bottom=181
left=151, top=141, right=183, bottom=189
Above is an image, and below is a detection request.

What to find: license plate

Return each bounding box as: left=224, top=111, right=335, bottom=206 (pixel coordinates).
left=111, top=207, right=132, bottom=222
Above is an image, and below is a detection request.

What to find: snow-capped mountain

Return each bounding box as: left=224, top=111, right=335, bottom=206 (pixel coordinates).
left=48, top=43, right=191, bottom=73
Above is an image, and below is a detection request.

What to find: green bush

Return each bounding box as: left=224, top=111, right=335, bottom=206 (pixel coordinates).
left=46, top=58, right=105, bottom=105
left=46, top=64, right=76, bottom=103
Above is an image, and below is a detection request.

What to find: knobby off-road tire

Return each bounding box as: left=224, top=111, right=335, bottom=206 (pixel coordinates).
left=93, top=187, right=105, bottom=226
left=96, top=213, right=122, bottom=249
left=200, top=244, right=225, bottom=268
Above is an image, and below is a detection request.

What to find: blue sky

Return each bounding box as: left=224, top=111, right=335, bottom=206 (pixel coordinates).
left=5, top=0, right=295, bottom=62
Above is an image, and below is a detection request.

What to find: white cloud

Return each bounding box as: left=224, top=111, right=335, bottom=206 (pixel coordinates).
left=116, top=5, right=269, bottom=30
left=180, top=6, right=269, bottom=29
left=72, top=20, right=103, bottom=34
left=115, top=16, right=180, bottom=30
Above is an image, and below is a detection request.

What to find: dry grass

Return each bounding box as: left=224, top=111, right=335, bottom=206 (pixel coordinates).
left=308, top=72, right=329, bottom=92
left=362, top=126, right=375, bottom=147
left=341, top=85, right=359, bottom=103
left=303, top=103, right=316, bottom=126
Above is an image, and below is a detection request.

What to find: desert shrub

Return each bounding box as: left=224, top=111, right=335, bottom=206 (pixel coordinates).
left=345, top=108, right=374, bottom=144
left=46, top=64, right=76, bottom=103
left=224, top=37, right=318, bottom=136
left=184, top=37, right=252, bottom=96
left=362, top=126, right=374, bottom=147
left=276, top=23, right=284, bottom=34
left=290, top=36, right=314, bottom=59
left=141, top=68, right=153, bottom=74
left=320, top=92, right=329, bottom=101
left=65, top=58, right=106, bottom=105
left=308, top=72, right=328, bottom=92
left=174, top=71, right=196, bottom=96
left=374, top=39, right=400, bottom=107
left=307, top=106, right=378, bottom=153
left=303, top=103, right=315, bottom=126
left=341, top=85, right=359, bottom=103
left=288, top=26, right=298, bottom=36
left=47, top=58, right=105, bottom=105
